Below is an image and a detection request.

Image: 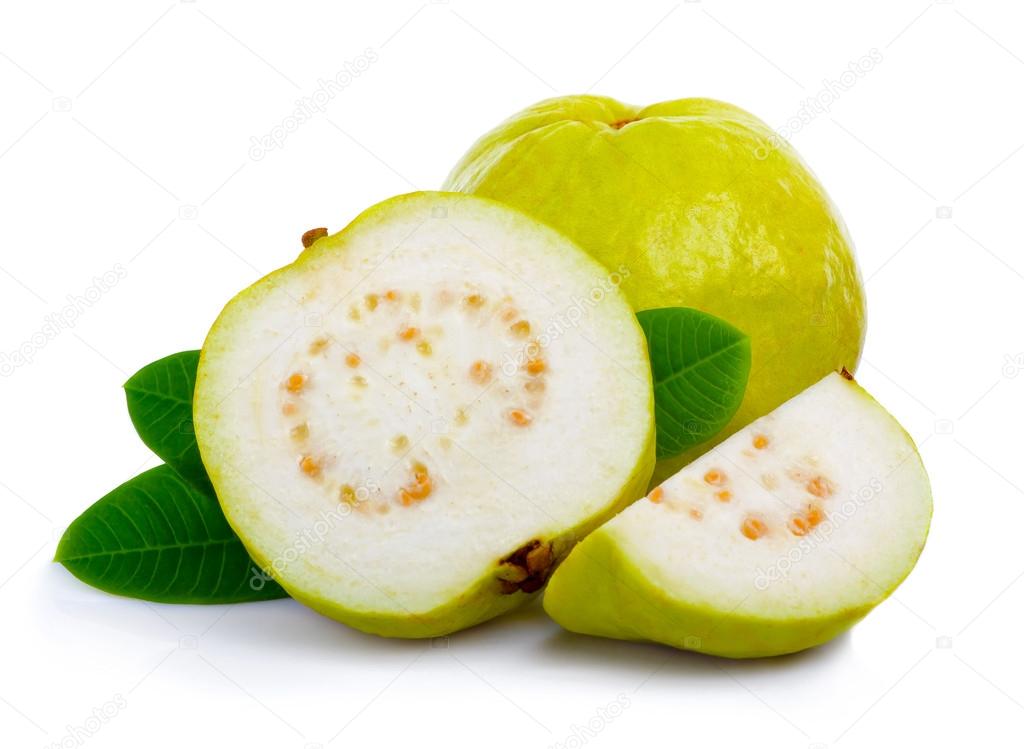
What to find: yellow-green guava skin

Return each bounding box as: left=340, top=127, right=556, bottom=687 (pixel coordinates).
left=542, top=528, right=874, bottom=659
left=445, top=96, right=867, bottom=482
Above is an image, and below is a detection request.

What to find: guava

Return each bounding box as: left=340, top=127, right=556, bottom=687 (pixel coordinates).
left=444, top=95, right=867, bottom=482
left=543, top=371, right=932, bottom=658
left=193, top=192, right=655, bottom=638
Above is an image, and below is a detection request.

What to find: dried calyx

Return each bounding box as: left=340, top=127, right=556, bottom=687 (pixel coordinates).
left=496, top=539, right=560, bottom=594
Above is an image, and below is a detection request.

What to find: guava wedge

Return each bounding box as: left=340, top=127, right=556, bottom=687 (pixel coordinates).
left=193, top=192, right=655, bottom=638
left=444, top=95, right=867, bottom=483
left=543, top=371, right=931, bottom=658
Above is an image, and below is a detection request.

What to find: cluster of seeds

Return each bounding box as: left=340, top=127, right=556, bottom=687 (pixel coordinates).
left=276, top=283, right=555, bottom=515
left=460, top=291, right=548, bottom=428
left=647, top=432, right=837, bottom=542
left=280, top=370, right=321, bottom=477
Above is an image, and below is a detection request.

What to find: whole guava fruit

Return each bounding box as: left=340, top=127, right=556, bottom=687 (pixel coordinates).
left=444, top=95, right=866, bottom=482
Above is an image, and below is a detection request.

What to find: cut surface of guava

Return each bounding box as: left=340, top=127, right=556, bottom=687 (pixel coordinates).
left=194, top=192, right=655, bottom=637
left=543, top=372, right=931, bottom=658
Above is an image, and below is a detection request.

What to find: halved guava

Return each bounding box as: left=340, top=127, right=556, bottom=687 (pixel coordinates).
left=543, top=371, right=932, bottom=658
left=193, top=192, right=655, bottom=638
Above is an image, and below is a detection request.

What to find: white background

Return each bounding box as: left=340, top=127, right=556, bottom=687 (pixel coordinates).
left=2, top=1, right=1022, bottom=747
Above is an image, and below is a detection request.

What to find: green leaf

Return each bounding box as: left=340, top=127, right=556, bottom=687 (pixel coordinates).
left=125, top=350, right=211, bottom=492
left=636, top=307, right=751, bottom=460
left=55, top=465, right=287, bottom=603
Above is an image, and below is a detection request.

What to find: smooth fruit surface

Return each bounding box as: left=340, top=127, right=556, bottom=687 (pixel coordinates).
left=445, top=95, right=867, bottom=481
left=543, top=372, right=931, bottom=658
left=194, top=192, right=655, bottom=637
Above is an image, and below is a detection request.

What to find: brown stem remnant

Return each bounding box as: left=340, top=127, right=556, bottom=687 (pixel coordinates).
left=301, top=227, right=328, bottom=248
left=840, top=366, right=855, bottom=381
